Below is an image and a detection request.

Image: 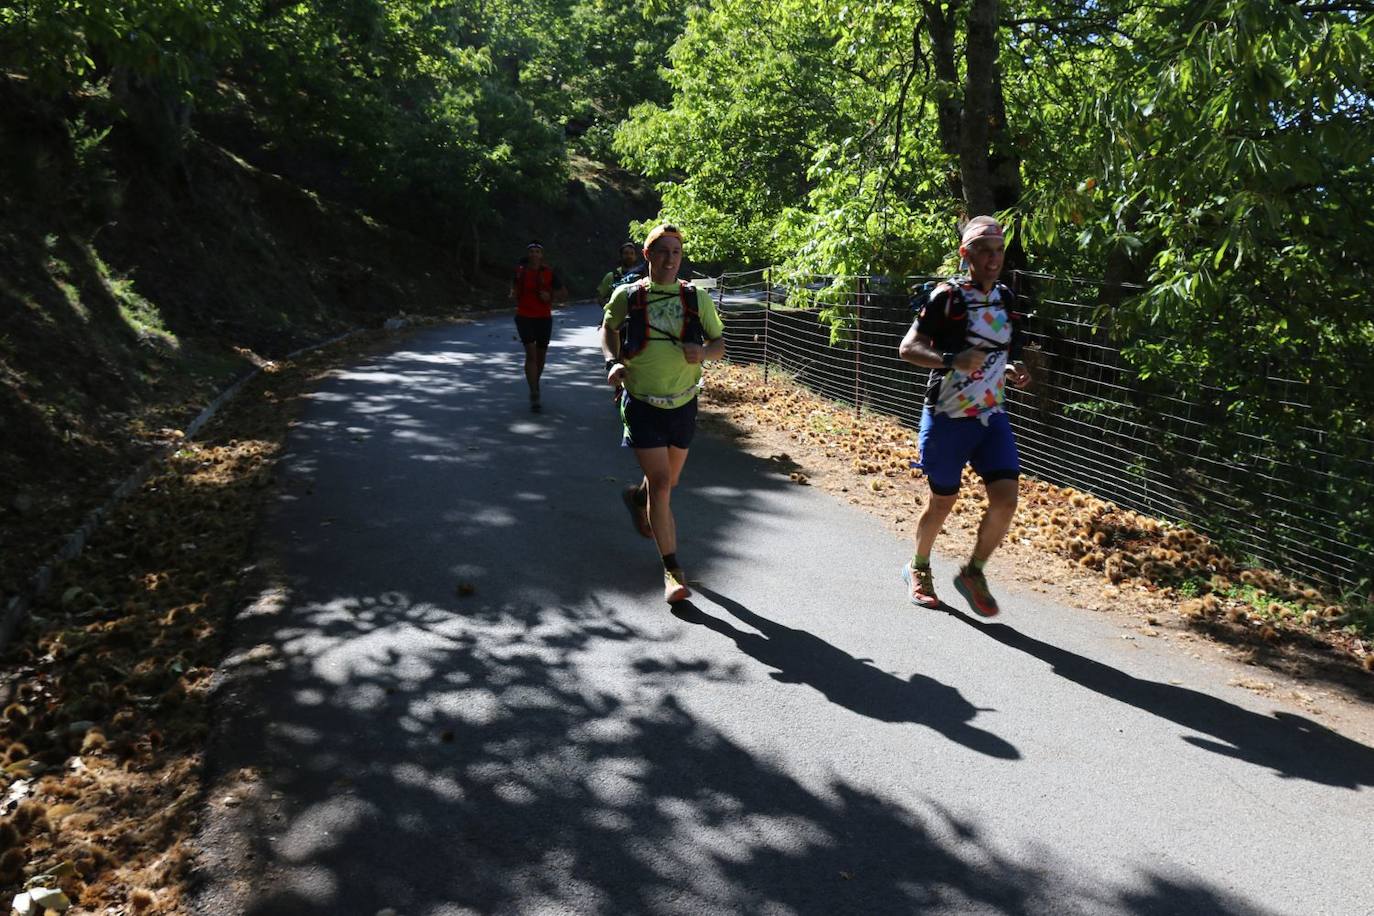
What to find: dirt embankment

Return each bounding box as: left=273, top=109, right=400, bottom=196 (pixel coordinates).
left=0, top=80, right=657, bottom=610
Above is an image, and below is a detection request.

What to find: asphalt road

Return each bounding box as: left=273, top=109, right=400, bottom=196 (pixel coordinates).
left=191, top=304, right=1374, bottom=916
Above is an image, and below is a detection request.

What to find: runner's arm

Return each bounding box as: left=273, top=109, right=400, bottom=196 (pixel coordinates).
left=684, top=336, right=725, bottom=364
left=1007, top=361, right=1032, bottom=387
left=899, top=326, right=981, bottom=373
left=600, top=322, right=627, bottom=387
left=600, top=321, right=622, bottom=363
left=686, top=289, right=726, bottom=364
left=601, top=292, right=628, bottom=386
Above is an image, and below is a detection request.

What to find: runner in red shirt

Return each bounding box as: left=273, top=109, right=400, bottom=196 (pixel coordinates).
left=509, top=241, right=567, bottom=411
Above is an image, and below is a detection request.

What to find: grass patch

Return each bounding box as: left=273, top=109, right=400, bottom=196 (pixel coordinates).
left=111, top=277, right=178, bottom=348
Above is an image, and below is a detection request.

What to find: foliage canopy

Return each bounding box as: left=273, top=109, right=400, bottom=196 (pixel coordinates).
left=0, top=0, right=684, bottom=226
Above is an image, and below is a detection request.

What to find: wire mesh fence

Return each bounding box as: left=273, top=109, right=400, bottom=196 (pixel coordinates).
left=711, top=268, right=1374, bottom=591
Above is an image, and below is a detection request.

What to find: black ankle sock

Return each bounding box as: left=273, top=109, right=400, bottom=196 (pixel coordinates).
left=661, top=553, right=679, bottom=571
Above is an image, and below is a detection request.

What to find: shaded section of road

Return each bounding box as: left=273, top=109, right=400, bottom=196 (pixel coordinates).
left=191, top=305, right=1366, bottom=916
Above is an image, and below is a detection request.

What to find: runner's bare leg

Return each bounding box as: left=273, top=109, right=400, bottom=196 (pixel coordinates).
left=635, top=446, right=689, bottom=558
left=972, top=478, right=1018, bottom=563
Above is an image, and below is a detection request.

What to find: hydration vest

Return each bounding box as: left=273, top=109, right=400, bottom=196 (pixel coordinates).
left=912, top=278, right=1029, bottom=407
left=913, top=278, right=1027, bottom=360
left=620, top=280, right=705, bottom=361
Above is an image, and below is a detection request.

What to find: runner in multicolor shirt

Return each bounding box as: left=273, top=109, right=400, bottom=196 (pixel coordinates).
left=897, top=216, right=1032, bottom=616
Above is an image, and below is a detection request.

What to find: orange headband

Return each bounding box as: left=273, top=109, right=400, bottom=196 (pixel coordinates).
left=643, top=223, right=684, bottom=254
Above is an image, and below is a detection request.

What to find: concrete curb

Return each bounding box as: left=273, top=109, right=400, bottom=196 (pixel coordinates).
left=0, top=327, right=373, bottom=654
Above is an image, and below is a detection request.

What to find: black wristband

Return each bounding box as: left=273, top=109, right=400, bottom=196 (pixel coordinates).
left=941, top=352, right=956, bottom=369
left=605, top=358, right=621, bottom=372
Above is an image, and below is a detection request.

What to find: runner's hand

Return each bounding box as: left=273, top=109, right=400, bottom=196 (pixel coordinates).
left=1008, top=361, right=1032, bottom=388
left=682, top=342, right=705, bottom=365
left=607, top=364, right=626, bottom=388
left=539, top=290, right=552, bottom=303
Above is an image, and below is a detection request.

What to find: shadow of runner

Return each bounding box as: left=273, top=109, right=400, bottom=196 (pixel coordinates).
left=941, top=606, right=1374, bottom=788
left=679, top=586, right=1020, bottom=760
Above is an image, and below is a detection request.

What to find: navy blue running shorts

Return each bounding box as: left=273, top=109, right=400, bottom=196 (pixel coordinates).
left=620, top=391, right=698, bottom=450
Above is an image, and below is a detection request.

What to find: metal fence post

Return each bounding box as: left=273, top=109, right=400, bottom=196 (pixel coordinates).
left=854, top=275, right=863, bottom=417
left=763, top=267, right=772, bottom=387
left=713, top=276, right=725, bottom=373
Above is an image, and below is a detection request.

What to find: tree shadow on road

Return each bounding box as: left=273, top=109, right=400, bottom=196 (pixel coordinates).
left=677, top=586, right=1019, bottom=760
left=199, top=585, right=1274, bottom=916
left=941, top=606, right=1374, bottom=789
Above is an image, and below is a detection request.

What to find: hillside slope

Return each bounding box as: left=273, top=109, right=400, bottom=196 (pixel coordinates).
left=0, top=83, right=659, bottom=608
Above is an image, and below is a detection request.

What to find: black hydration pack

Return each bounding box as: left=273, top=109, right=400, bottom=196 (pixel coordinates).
left=612, top=261, right=646, bottom=287
left=911, top=278, right=1029, bottom=407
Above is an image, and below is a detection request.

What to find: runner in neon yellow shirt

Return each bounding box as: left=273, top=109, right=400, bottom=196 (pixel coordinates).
left=601, top=224, right=725, bottom=602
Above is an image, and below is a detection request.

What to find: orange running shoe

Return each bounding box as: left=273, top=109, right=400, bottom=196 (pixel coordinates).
left=954, top=565, right=1000, bottom=617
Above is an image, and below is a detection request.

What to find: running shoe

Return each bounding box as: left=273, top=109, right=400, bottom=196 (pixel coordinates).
left=621, top=485, right=653, bottom=538
left=664, top=568, right=691, bottom=603
left=901, top=564, right=940, bottom=608
left=954, top=565, right=1000, bottom=617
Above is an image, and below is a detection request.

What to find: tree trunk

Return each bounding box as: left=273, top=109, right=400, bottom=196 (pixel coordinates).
left=922, top=2, right=963, bottom=201
left=920, top=0, right=1025, bottom=270
left=922, top=0, right=1020, bottom=220
left=988, top=65, right=1027, bottom=273
left=959, top=0, right=999, bottom=218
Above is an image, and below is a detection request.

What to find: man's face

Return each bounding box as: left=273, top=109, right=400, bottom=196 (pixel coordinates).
left=646, top=236, right=682, bottom=279
left=527, top=246, right=544, bottom=265
left=962, top=238, right=1004, bottom=284
left=620, top=246, right=638, bottom=268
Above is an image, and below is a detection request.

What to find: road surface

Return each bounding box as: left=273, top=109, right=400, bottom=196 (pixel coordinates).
left=191, top=304, right=1374, bottom=916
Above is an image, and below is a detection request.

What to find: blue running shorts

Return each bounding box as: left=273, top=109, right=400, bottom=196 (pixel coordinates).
left=916, top=408, right=1020, bottom=495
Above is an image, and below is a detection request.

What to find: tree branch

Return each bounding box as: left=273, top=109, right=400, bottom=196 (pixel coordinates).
left=867, top=28, right=923, bottom=217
